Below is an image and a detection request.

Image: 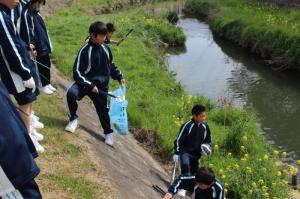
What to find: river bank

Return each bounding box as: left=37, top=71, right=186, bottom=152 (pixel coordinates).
left=44, top=0, right=293, bottom=198
left=183, top=0, right=300, bottom=71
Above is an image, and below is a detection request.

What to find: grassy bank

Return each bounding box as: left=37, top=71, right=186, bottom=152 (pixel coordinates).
left=46, top=1, right=291, bottom=198
left=34, top=91, right=116, bottom=199
left=184, top=0, right=300, bottom=71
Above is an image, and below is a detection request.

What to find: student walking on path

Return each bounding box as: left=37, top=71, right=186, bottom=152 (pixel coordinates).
left=64, top=21, right=125, bottom=146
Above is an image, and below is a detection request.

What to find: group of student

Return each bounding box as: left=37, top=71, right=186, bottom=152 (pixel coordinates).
left=0, top=0, right=54, bottom=198
left=0, top=0, right=225, bottom=198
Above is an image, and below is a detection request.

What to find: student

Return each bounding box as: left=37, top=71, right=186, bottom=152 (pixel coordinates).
left=173, top=104, right=212, bottom=196
left=21, top=0, right=55, bottom=95
left=0, top=0, right=45, bottom=152
left=0, top=80, right=42, bottom=199
left=64, top=21, right=125, bottom=146
left=105, top=23, right=123, bottom=45
left=162, top=167, right=225, bottom=199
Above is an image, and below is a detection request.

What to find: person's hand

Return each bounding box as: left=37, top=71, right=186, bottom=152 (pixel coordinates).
left=116, top=38, right=124, bottom=46
left=162, top=193, right=173, bottom=199
left=91, top=86, right=99, bottom=94
left=201, top=144, right=212, bottom=156
left=119, top=79, right=125, bottom=85
left=172, top=154, right=179, bottom=163
left=23, top=77, right=36, bottom=92
left=29, top=44, right=37, bottom=58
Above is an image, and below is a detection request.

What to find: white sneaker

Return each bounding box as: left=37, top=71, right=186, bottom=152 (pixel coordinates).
left=105, top=133, right=114, bottom=146
left=30, top=129, right=44, bottom=141
left=178, top=189, right=187, bottom=197
left=31, top=117, right=44, bottom=129
left=65, top=119, right=78, bottom=133
left=31, top=113, right=40, bottom=121
left=29, top=134, right=45, bottom=153
left=40, top=86, right=54, bottom=95
left=47, top=84, right=57, bottom=92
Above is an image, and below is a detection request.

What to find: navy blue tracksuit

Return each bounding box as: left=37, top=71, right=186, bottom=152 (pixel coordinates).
left=65, top=41, right=123, bottom=134
left=20, top=8, right=52, bottom=87
left=0, top=81, right=41, bottom=199
left=0, top=3, right=37, bottom=105
left=174, top=119, right=211, bottom=175
left=168, top=175, right=224, bottom=199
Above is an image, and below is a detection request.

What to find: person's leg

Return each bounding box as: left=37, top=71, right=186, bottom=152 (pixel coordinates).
left=14, top=89, right=36, bottom=132
left=89, top=92, right=113, bottom=135
left=36, top=55, right=50, bottom=87
left=18, top=103, right=32, bottom=131
left=180, top=153, right=191, bottom=175
left=64, top=83, right=85, bottom=121
left=190, top=156, right=200, bottom=175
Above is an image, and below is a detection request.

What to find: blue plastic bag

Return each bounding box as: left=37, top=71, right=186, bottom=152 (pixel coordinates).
left=109, top=86, right=128, bottom=135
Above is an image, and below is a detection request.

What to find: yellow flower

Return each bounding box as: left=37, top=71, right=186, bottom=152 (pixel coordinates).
left=214, top=145, right=219, bottom=150
left=241, top=158, right=247, bottom=162
left=240, top=145, right=245, bottom=151
left=234, top=164, right=239, bottom=169
left=258, top=179, right=264, bottom=185
left=227, top=152, right=232, bottom=157
left=274, top=161, right=281, bottom=167
left=296, top=160, right=300, bottom=165
left=273, top=150, right=279, bottom=155
left=224, top=188, right=228, bottom=193
left=281, top=151, right=287, bottom=158
left=263, top=155, right=269, bottom=160
left=219, top=169, right=224, bottom=174
left=208, top=163, right=214, bottom=168
left=251, top=182, right=257, bottom=187
left=221, top=175, right=226, bottom=179
left=242, top=135, right=248, bottom=141
left=276, top=171, right=282, bottom=177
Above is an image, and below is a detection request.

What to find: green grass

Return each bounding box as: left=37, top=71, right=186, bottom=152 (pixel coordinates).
left=46, top=2, right=292, bottom=198
left=184, top=0, right=300, bottom=70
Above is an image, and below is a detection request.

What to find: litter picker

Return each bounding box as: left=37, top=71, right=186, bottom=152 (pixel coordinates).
left=117, top=29, right=134, bottom=46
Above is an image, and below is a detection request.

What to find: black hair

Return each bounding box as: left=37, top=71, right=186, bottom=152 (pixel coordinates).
left=192, top=104, right=206, bottom=116
left=196, top=167, right=215, bottom=185
left=106, top=23, right=116, bottom=33
left=29, top=0, right=46, bottom=5
left=89, top=21, right=108, bottom=37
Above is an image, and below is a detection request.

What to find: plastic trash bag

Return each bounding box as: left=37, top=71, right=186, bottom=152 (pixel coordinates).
left=109, top=86, right=128, bottom=135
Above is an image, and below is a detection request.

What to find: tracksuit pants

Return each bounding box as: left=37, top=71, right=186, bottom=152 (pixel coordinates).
left=65, top=83, right=113, bottom=134
left=180, top=153, right=200, bottom=175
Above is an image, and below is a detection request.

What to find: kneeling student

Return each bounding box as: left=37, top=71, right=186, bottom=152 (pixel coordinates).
left=162, top=167, right=225, bottom=199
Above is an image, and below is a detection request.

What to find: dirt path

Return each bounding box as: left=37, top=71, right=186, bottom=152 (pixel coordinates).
left=53, top=67, right=172, bottom=199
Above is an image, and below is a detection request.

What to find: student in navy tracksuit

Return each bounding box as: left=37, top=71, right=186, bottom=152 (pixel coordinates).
left=20, top=0, right=55, bottom=95
left=0, top=0, right=37, bottom=131
left=64, top=21, right=125, bottom=146
left=173, top=105, right=212, bottom=176
left=162, top=167, right=225, bottom=199
left=0, top=80, right=42, bottom=199
left=11, top=0, right=29, bottom=34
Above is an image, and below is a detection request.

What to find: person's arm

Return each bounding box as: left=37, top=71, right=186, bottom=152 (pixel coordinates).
left=174, top=121, right=190, bottom=155
left=110, top=62, right=124, bottom=83
left=203, top=123, right=211, bottom=144
left=213, top=181, right=225, bottom=199
left=73, top=45, right=95, bottom=91
left=109, top=39, right=123, bottom=45
left=0, top=12, right=31, bottom=81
